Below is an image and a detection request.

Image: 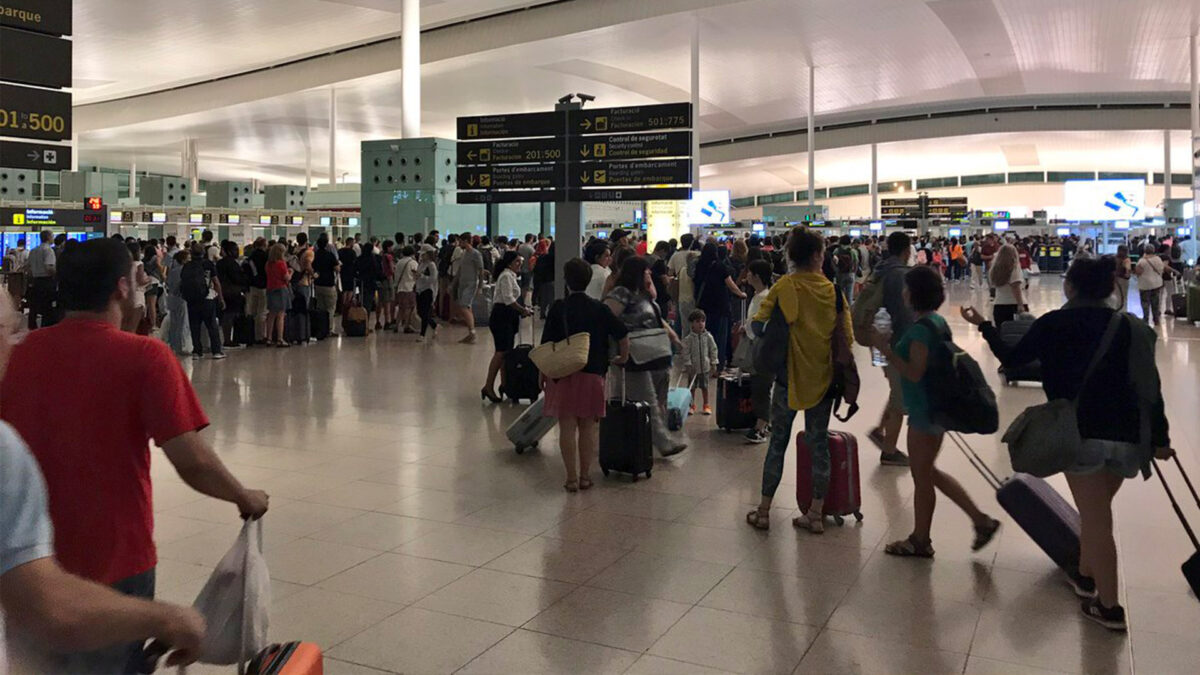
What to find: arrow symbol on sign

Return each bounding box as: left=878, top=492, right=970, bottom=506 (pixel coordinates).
left=580, top=146, right=590, bottom=158
left=580, top=119, right=592, bottom=131
left=467, top=151, right=477, bottom=161
left=467, top=176, right=477, bottom=187
left=580, top=172, right=590, bottom=184
left=27, top=151, right=39, bottom=161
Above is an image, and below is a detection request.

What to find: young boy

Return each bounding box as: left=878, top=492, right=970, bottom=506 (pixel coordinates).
left=680, top=309, right=719, bottom=415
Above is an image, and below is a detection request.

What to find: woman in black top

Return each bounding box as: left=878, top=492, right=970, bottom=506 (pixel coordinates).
left=694, top=241, right=747, bottom=370
left=962, top=257, right=1172, bottom=631
left=215, top=240, right=248, bottom=347
left=338, top=238, right=358, bottom=312
left=541, top=258, right=630, bottom=491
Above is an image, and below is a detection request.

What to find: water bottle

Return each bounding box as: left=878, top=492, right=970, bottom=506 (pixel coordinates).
left=871, top=308, right=891, bottom=367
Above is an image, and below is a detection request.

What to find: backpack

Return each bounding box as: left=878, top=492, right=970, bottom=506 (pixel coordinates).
left=834, top=246, right=854, bottom=274
left=970, top=246, right=982, bottom=265
left=180, top=260, right=210, bottom=303
left=916, top=317, right=999, bottom=434
left=850, top=269, right=886, bottom=347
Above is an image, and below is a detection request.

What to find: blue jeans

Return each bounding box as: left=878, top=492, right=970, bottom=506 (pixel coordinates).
left=837, top=273, right=856, bottom=305
left=59, top=568, right=156, bottom=674
left=761, top=382, right=834, bottom=500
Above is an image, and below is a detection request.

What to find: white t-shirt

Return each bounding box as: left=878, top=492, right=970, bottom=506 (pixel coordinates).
left=745, top=289, right=769, bottom=341
left=395, top=257, right=418, bottom=293
left=495, top=269, right=522, bottom=306
left=585, top=264, right=611, bottom=300
left=668, top=250, right=697, bottom=302
left=1136, top=255, right=1165, bottom=291
left=993, top=265, right=1024, bottom=305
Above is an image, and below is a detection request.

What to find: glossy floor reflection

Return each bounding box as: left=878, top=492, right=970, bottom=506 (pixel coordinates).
left=155, top=276, right=1200, bottom=674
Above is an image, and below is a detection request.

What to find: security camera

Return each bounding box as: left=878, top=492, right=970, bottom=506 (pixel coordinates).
left=558, top=94, right=575, bottom=105
left=576, top=93, right=596, bottom=103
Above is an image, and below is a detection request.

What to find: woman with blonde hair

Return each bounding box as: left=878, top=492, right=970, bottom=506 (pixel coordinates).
left=265, top=242, right=292, bottom=347
left=989, top=243, right=1026, bottom=328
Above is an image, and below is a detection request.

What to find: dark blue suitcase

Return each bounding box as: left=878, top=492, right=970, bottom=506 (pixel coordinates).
left=599, top=373, right=653, bottom=480
left=950, top=433, right=1080, bottom=577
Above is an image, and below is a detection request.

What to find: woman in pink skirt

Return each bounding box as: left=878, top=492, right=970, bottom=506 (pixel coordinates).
left=541, top=257, right=631, bottom=491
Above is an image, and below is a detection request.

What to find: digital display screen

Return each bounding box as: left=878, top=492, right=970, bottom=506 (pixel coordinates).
left=291, top=216, right=303, bottom=226
left=1178, top=227, right=1192, bottom=236
left=948, top=228, right=961, bottom=237
left=869, top=222, right=883, bottom=232
left=109, top=210, right=123, bottom=223
left=228, top=214, right=240, bottom=224
left=189, top=214, right=204, bottom=224
left=596, top=231, right=608, bottom=239
left=1113, top=220, right=1130, bottom=230
left=1057, top=227, right=1071, bottom=236
left=259, top=216, right=272, bottom=225
left=751, top=222, right=765, bottom=233
left=320, top=216, right=331, bottom=226
left=1064, top=180, right=1145, bottom=221
left=151, top=212, right=167, bottom=223
left=849, top=229, right=862, bottom=237
left=684, top=190, right=731, bottom=225
left=347, top=217, right=359, bottom=227
left=993, top=220, right=1010, bottom=231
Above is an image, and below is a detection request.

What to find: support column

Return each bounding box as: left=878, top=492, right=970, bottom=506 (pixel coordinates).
left=1192, top=33, right=1199, bottom=219
left=870, top=143, right=878, bottom=219
left=401, top=0, right=421, bottom=139
left=129, top=161, right=137, bottom=200
left=691, top=18, right=701, bottom=187
left=553, top=100, right=583, bottom=300
left=329, top=88, right=338, bottom=185
left=807, top=65, right=815, bottom=206
left=70, top=133, right=78, bottom=171
left=305, top=143, right=312, bottom=191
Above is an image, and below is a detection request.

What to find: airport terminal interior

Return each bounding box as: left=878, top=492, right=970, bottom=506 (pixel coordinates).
left=3, top=0, right=1200, bottom=674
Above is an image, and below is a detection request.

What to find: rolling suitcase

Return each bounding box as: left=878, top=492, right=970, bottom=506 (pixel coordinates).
left=502, top=319, right=540, bottom=403
left=1151, top=456, right=1200, bottom=598
left=666, top=375, right=694, bottom=431
left=715, top=370, right=756, bottom=431
left=233, top=314, right=256, bottom=346
left=247, top=642, right=324, bottom=675
left=796, top=430, right=863, bottom=525
left=473, top=283, right=494, bottom=327
left=948, top=433, right=1081, bottom=578
left=599, top=371, right=653, bottom=481
left=309, top=308, right=330, bottom=340
left=506, top=397, right=556, bottom=455
left=999, top=313, right=1041, bottom=384
left=1188, top=283, right=1200, bottom=324
left=1167, top=278, right=1187, bottom=317
left=285, top=293, right=311, bottom=345
left=342, top=285, right=368, bottom=337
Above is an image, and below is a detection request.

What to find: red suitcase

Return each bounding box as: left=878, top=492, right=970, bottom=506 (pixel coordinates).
left=796, top=430, right=863, bottom=525
left=247, top=642, right=324, bottom=675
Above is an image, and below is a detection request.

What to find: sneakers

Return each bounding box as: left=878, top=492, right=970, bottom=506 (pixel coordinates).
left=416, top=335, right=425, bottom=343
left=744, top=427, right=769, bottom=444
left=689, top=404, right=696, bottom=414
left=702, top=405, right=712, bottom=416
left=211, top=353, right=227, bottom=361
left=1067, top=573, right=1098, bottom=599
left=1081, top=597, right=1127, bottom=631
left=661, top=443, right=688, bottom=457
left=191, top=352, right=203, bottom=359
left=880, top=450, right=910, bottom=467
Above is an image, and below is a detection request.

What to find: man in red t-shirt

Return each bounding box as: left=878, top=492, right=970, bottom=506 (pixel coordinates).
left=1, top=238, right=269, bottom=674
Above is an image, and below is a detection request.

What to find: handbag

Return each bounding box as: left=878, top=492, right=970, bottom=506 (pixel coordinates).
left=1001, top=312, right=1123, bottom=477
left=628, top=327, right=672, bottom=365
left=530, top=308, right=591, bottom=379
left=752, top=303, right=789, bottom=380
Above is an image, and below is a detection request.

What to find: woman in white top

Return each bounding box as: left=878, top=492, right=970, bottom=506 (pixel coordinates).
left=739, top=260, right=774, bottom=443
left=583, top=240, right=612, bottom=300
left=123, top=241, right=152, bottom=333
left=482, top=251, right=534, bottom=403
left=988, top=244, right=1026, bottom=328
left=394, top=246, right=419, bottom=333
left=1134, top=243, right=1169, bottom=326
left=414, top=250, right=440, bottom=342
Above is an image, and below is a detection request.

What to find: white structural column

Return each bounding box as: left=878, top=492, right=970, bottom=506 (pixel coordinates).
left=329, top=88, right=338, bottom=185
left=1192, top=33, right=1199, bottom=214
left=70, top=133, right=78, bottom=171
left=181, top=138, right=198, bottom=193
left=870, top=143, right=878, bottom=219
left=129, top=161, right=137, bottom=199
left=1164, top=130, right=1172, bottom=201
left=691, top=17, right=701, bottom=186
left=305, top=143, right=312, bottom=191
left=807, top=65, right=815, bottom=206
left=402, top=0, right=421, bottom=138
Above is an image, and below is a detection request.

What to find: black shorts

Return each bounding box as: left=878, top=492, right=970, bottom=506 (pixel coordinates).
left=489, top=303, right=521, bottom=352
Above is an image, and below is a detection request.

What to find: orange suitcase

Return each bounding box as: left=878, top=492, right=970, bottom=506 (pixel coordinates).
left=247, top=642, right=323, bottom=675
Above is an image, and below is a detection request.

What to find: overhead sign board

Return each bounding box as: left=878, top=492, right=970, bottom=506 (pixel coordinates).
left=569, top=103, right=692, bottom=135
left=456, top=189, right=565, bottom=204
left=457, top=164, right=565, bottom=190
left=1, top=206, right=100, bottom=228
left=569, top=131, right=691, bottom=161
left=0, top=26, right=72, bottom=89
left=455, top=111, right=563, bottom=140
left=0, top=138, right=69, bottom=170
left=572, top=187, right=693, bottom=202
left=0, top=83, right=72, bottom=140
left=0, top=0, right=72, bottom=36
left=576, top=159, right=691, bottom=187
left=456, top=138, right=564, bottom=165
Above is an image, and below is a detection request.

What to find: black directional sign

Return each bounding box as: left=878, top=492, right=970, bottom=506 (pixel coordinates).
left=456, top=137, right=565, bottom=165
left=0, top=0, right=73, bottom=36
left=0, top=139, right=70, bottom=170
left=569, top=131, right=691, bottom=161
left=457, top=163, right=566, bottom=190
left=569, top=103, right=692, bottom=135
left=0, top=83, right=72, bottom=141
left=575, top=160, right=691, bottom=188
left=570, top=187, right=693, bottom=202
left=456, top=112, right=563, bottom=141
left=0, top=27, right=72, bottom=89
left=457, top=189, right=566, bottom=204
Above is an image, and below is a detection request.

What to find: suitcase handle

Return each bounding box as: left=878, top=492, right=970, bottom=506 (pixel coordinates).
left=1152, top=458, right=1200, bottom=552
left=947, top=432, right=1003, bottom=491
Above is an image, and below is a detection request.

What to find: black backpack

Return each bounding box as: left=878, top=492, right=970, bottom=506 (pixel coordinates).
left=180, top=261, right=210, bottom=304
left=834, top=246, right=854, bottom=274
left=916, top=317, right=999, bottom=434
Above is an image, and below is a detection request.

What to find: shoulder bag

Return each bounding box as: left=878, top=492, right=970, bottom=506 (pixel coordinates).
left=1001, top=312, right=1124, bottom=476
left=529, top=305, right=591, bottom=380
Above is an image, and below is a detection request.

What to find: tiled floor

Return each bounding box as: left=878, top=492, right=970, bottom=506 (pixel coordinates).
left=153, top=277, right=1200, bottom=674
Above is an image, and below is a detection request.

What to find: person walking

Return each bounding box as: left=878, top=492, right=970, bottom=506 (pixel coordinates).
left=243, top=238, right=269, bottom=344
left=415, top=249, right=440, bottom=342
left=541, top=258, right=630, bottom=491
left=25, top=230, right=56, bottom=329
left=865, top=232, right=914, bottom=467
left=394, top=245, right=419, bottom=333
left=481, top=252, right=534, bottom=403
left=1112, top=244, right=1131, bottom=311
left=1134, top=243, right=1168, bottom=326
left=989, top=243, right=1027, bottom=328
left=870, top=265, right=1000, bottom=557
left=961, top=256, right=1171, bottom=630
left=452, top=233, right=485, bottom=343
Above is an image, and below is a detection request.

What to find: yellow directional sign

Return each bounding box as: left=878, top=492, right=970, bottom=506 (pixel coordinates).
left=480, top=174, right=492, bottom=188
left=466, top=123, right=479, bottom=138
left=480, top=148, right=491, bottom=162
left=594, top=169, right=607, bottom=185
left=593, top=143, right=607, bottom=158
left=595, top=116, right=609, bottom=132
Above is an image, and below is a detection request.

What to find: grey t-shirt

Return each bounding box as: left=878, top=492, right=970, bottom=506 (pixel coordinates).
left=1, top=421, right=55, bottom=673
left=457, top=248, right=484, bottom=289
left=518, top=243, right=535, bottom=272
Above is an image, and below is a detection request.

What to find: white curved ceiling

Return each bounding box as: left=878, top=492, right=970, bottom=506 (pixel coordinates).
left=67, top=0, right=1200, bottom=192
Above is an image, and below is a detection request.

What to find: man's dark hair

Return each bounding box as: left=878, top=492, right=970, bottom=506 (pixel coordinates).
left=201, top=230, right=214, bottom=243
left=886, top=231, right=912, bottom=257
left=748, top=259, right=773, bottom=287
left=904, top=265, right=945, bottom=312
left=584, top=239, right=609, bottom=265
left=786, top=228, right=824, bottom=268
left=58, top=238, right=133, bottom=313
left=525, top=233, right=535, bottom=243
left=166, top=235, right=177, bottom=247
left=296, top=232, right=308, bottom=246
left=563, top=257, right=593, bottom=292
left=53, top=233, right=67, bottom=246
left=317, top=233, right=329, bottom=249
left=1067, top=256, right=1117, bottom=301
left=679, top=233, right=695, bottom=251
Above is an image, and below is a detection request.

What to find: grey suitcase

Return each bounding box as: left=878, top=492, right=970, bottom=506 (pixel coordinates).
left=473, top=283, right=494, bottom=327
left=506, top=397, right=555, bottom=454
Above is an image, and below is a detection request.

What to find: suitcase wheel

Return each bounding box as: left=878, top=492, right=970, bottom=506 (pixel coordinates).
left=854, top=511, right=863, bottom=522
left=645, top=470, right=652, bottom=479
left=833, top=515, right=844, bottom=526
left=514, top=444, right=526, bottom=455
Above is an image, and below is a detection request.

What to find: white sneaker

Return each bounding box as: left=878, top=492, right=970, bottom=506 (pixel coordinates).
left=416, top=335, right=425, bottom=342
left=211, top=353, right=227, bottom=360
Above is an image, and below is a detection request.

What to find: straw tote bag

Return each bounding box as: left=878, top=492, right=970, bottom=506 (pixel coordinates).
left=530, top=309, right=591, bottom=379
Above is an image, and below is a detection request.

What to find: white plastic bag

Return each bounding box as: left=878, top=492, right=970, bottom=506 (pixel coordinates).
left=192, top=519, right=270, bottom=667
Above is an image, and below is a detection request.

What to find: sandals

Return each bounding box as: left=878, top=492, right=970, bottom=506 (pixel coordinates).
left=971, top=518, right=1001, bottom=552
left=578, top=477, right=594, bottom=491
left=792, top=512, right=825, bottom=535
left=885, top=534, right=935, bottom=558
left=563, top=480, right=579, bottom=493
left=745, top=508, right=770, bottom=531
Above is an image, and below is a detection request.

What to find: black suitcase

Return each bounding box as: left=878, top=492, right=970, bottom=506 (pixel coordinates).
left=310, top=308, right=330, bottom=340
left=599, top=374, right=653, bottom=480
left=949, top=433, right=1080, bottom=578
left=716, top=371, right=756, bottom=431
left=233, top=314, right=256, bottom=346
left=501, top=319, right=540, bottom=403
left=285, top=309, right=311, bottom=344
left=999, top=314, right=1041, bottom=384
